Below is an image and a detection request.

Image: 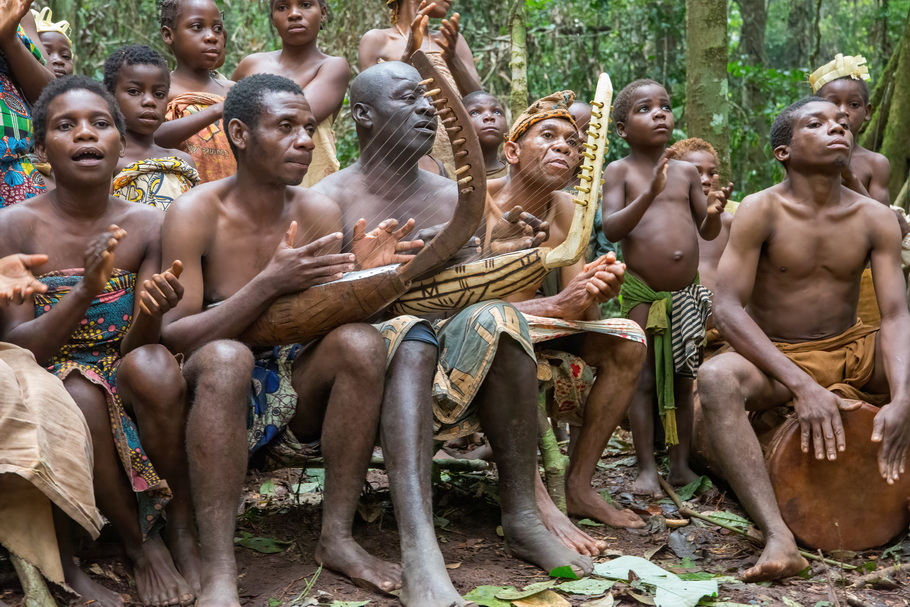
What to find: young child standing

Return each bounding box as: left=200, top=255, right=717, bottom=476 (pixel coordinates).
left=463, top=90, right=509, bottom=180
left=231, top=0, right=349, bottom=188
left=155, top=0, right=234, bottom=183
left=810, top=54, right=890, bottom=204
left=31, top=7, right=73, bottom=78
left=105, top=45, right=199, bottom=211
left=602, top=79, right=724, bottom=495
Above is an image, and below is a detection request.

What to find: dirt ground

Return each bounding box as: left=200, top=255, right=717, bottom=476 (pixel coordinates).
left=2, top=430, right=908, bottom=607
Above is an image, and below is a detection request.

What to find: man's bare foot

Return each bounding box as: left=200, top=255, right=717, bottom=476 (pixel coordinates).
left=315, top=537, right=402, bottom=594
left=195, top=573, right=241, bottom=607
left=400, top=564, right=476, bottom=607
left=741, top=536, right=808, bottom=582
left=566, top=485, right=645, bottom=529
left=630, top=469, right=663, bottom=496
left=165, top=526, right=203, bottom=595
left=667, top=467, right=700, bottom=488
left=129, top=534, right=194, bottom=606
left=537, top=489, right=606, bottom=556
left=64, top=564, right=125, bottom=607
left=503, top=514, right=593, bottom=577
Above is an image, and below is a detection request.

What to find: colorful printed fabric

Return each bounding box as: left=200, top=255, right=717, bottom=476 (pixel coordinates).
left=34, top=269, right=170, bottom=535
left=113, top=156, right=200, bottom=211
left=619, top=273, right=711, bottom=445
left=524, top=315, right=646, bottom=426
left=247, top=344, right=320, bottom=470
left=377, top=301, right=535, bottom=441
left=165, top=93, right=236, bottom=183
left=0, top=28, right=46, bottom=207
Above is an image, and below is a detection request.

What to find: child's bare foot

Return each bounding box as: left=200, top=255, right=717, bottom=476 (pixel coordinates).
left=741, top=535, right=808, bottom=582
left=64, top=564, right=125, bottom=607
left=630, top=470, right=663, bottom=496
left=537, top=490, right=607, bottom=556
left=130, top=534, right=194, bottom=606
left=165, top=526, right=203, bottom=595
left=315, top=537, right=401, bottom=594
left=195, top=573, right=241, bottom=607
left=503, top=513, right=593, bottom=577
left=566, top=484, right=645, bottom=528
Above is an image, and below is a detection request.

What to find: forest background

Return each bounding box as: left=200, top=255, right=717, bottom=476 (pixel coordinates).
left=42, top=0, right=910, bottom=204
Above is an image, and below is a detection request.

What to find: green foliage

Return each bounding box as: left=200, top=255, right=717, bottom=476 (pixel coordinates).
left=42, top=0, right=910, bottom=188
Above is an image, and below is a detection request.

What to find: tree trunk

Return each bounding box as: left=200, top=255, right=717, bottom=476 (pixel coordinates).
left=874, top=7, right=910, bottom=205
left=732, top=0, right=767, bottom=190
left=508, top=0, right=529, bottom=123
left=785, top=0, right=815, bottom=69
left=685, top=0, right=731, bottom=180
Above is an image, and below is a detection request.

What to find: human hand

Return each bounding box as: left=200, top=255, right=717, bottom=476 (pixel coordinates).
left=0, top=0, right=34, bottom=41
left=81, top=225, right=126, bottom=296
left=555, top=253, right=623, bottom=319
left=791, top=383, right=846, bottom=461
left=706, top=175, right=727, bottom=216
left=0, top=253, right=48, bottom=306
left=402, top=1, right=435, bottom=61
left=488, top=205, right=549, bottom=255
left=352, top=217, right=424, bottom=270
left=871, top=401, right=910, bottom=484
left=433, top=12, right=460, bottom=62
left=266, top=221, right=355, bottom=295
left=138, top=261, right=185, bottom=317
left=649, top=148, right=675, bottom=197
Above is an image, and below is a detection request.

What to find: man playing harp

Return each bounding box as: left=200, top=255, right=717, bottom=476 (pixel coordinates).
left=314, top=60, right=597, bottom=580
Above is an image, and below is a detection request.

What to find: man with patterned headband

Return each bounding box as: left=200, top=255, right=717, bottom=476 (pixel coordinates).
left=490, top=91, right=649, bottom=532
left=314, top=61, right=597, bottom=605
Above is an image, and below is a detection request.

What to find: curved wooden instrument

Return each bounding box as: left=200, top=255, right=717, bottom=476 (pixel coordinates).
left=765, top=400, right=910, bottom=551
left=391, top=73, right=614, bottom=315
left=240, top=51, right=486, bottom=346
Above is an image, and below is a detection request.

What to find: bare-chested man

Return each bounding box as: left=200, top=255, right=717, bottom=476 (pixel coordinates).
left=314, top=61, right=596, bottom=581
left=698, top=97, right=910, bottom=581
left=488, top=91, right=648, bottom=531
left=159, top=73, right=449, bottom=607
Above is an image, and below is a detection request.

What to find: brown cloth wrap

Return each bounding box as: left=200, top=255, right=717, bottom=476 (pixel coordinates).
left=721, top=320, right=887, bottom=407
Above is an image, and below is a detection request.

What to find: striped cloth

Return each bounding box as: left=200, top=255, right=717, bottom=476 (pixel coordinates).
left=670, top=283, right=712, bottom=379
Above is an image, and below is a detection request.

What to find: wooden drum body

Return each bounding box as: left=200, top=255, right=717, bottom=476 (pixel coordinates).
left=764, top=400, right=910, bottom=551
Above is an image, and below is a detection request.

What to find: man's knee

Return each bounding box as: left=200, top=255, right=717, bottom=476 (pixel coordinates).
left=324, top=323, right=386, bottom=374
left=185, top=340, right=254, bottom=404
left=591, top=334, right=647, bottom=371
left=696, top=356, right=746, bottom=412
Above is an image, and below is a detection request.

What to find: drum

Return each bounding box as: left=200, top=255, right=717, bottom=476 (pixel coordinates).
left=765, top=400, right=910, bottom=551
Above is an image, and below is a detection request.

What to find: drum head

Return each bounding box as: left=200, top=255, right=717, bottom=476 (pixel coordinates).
left=766, top=401, right=910, bottom=550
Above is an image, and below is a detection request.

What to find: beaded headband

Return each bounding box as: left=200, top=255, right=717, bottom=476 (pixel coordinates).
left=508, top=91, right=577, bottom=143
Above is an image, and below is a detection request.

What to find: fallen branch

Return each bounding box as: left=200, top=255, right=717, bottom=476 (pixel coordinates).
left=658, top=477, right=858, bottom=571
left=851, top=562, right=910, bottom=589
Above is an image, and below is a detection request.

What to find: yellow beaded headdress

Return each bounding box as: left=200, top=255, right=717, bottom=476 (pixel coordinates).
left=809, top=54, right=870, bottom=93
left=508, top=91, right=577, bottom=143
left=31, top=7, right=72, bottom=42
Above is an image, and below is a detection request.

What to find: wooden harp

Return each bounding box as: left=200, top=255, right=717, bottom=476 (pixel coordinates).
left=240, top=51, right=486, bottom=346
left=391, top=73, right=614, bottom=315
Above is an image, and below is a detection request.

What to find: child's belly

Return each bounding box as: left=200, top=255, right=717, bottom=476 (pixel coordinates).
left=623, top=230, right=701, bottom=293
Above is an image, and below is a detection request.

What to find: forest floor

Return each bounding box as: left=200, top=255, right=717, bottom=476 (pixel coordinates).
left=1, top=429, right=908, bottom=607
